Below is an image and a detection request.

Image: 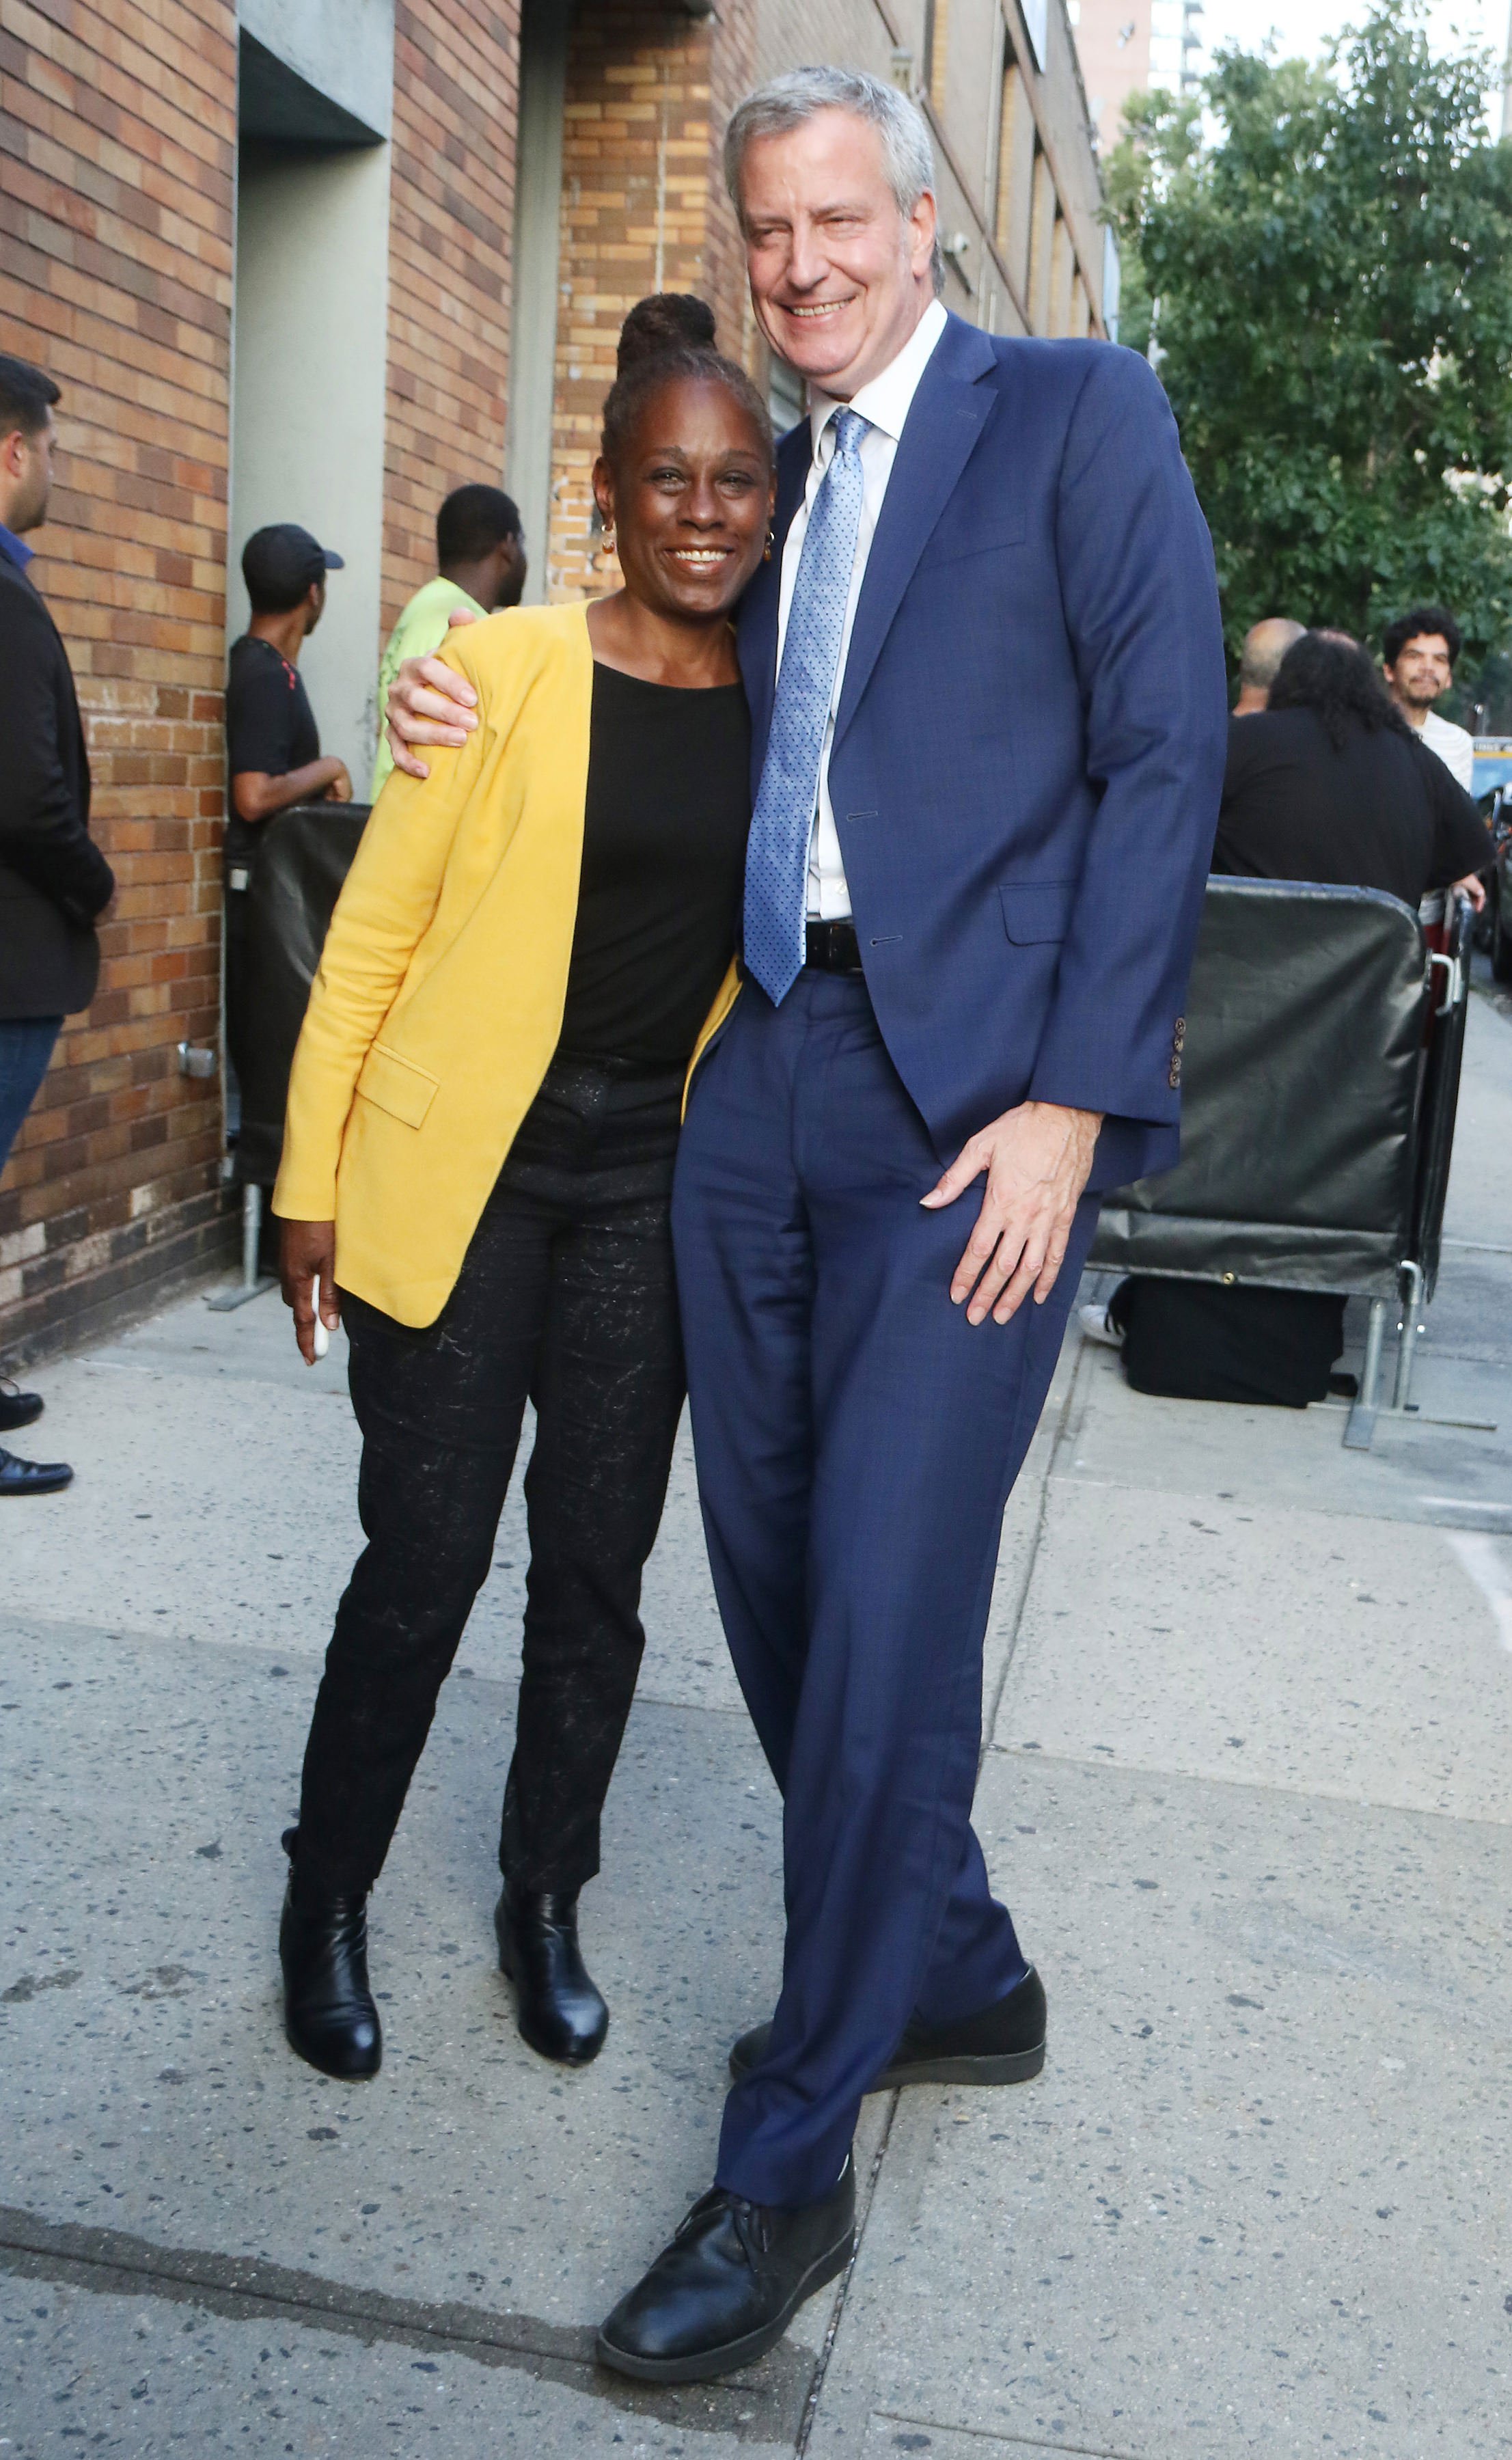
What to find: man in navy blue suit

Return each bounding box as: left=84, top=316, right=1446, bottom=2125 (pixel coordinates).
left=598, top=67, right=1226, bottom=2381
left=385, top=64, right=1226, bottom=2386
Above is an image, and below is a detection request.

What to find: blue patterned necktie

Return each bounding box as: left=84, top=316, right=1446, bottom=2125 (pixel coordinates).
left=743, top=407, right=871, bottom=1003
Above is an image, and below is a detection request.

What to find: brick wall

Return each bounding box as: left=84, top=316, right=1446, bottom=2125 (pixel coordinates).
left=547, top=0, right=756, bottom=604
left=0, top=0, right=530, bottom=1367
left=0, top=0, right=238, bottom=1361
left=380, top=0, right=521, bottom=633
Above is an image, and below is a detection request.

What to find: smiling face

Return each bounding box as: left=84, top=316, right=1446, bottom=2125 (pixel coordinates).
left=1385, top=632, right=1455, bottom=715
left=737, top=109, right=936, bottom=400
left=594, top=372, right=775, bottom=624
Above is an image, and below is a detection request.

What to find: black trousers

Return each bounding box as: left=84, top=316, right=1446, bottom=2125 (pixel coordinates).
left=294, top=1054, right=687, bottom=1900
left=223, top=878, right=251, bottom=1098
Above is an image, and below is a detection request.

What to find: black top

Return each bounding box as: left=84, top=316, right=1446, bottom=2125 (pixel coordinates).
left=0, top=546, right=115, bottom=1019
left=225, top=634, right=320, bottom=868
left=1215, top=708, right=1492, bottom=905
left=558, top=663, right=751, bottom=1069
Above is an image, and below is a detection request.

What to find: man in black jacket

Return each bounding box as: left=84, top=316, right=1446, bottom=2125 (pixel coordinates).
left=0, top=353, right=115, bottom=1496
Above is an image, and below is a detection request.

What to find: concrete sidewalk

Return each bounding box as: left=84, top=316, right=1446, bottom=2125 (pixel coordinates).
left=5, top=992, right=1512, bottom=2459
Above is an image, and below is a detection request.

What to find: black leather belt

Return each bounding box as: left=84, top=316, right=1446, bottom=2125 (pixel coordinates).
left=804, top=918, right=865, bottom=974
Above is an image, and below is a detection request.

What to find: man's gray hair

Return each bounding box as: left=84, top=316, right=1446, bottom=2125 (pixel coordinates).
left=724, top=67, right=944, bottom=297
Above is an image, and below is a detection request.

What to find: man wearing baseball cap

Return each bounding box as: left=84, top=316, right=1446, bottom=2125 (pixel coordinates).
left=224, top=525, right=350, bottom=1252
left=225, top=524, right=349, bottom=859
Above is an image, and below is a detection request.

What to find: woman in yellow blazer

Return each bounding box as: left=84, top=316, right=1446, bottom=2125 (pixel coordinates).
left=272, top=298, right=774, bottom=2084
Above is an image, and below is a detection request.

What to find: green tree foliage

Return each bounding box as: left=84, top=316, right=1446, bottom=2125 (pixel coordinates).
left=1106, top=11, right=1512, bottom=668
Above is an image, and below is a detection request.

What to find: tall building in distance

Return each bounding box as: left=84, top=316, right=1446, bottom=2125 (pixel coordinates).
left=1073, top=0, right=1202, bottom=154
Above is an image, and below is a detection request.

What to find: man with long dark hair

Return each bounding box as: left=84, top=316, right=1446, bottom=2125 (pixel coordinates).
left=1224, top=631, right=1488, bottom=909
left=1109, top=630, right=1491, bottom=1409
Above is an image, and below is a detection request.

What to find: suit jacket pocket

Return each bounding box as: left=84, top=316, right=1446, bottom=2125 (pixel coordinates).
left=915, top=511, right=1027, bottom=572
left=999, top=879, right=1076, bottom=944
left=355, top=1041, right=439, bottom=1129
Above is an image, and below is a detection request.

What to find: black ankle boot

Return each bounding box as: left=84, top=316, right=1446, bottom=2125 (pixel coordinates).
left=279, top=1829, right=381, bottom=2080
left=494, top=1882, right=608, bottom=2066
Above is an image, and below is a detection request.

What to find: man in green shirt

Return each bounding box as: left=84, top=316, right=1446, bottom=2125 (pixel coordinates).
left=371, top=485, right=525, bottom=797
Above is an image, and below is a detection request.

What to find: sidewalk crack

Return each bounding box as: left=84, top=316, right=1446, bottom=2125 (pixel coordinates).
left=793, top=2092, right=898, bottom=2455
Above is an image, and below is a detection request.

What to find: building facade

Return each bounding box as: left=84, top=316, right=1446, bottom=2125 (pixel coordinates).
left=1073, top=0, right=1202, bottom=156
left=1, top=0, right=1108, bottom=1361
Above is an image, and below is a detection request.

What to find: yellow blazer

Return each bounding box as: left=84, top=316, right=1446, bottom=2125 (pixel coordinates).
left=273, top=601, right=740, bottom=1326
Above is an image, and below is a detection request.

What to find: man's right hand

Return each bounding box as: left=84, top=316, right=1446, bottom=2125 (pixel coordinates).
left=1451, top=869, right=1487, bottom=912
left=385, top=605, right=482, bottom=779
left=325, top=762, right=353, bottom=804
left=280, top=1218, right=341, bottom=1364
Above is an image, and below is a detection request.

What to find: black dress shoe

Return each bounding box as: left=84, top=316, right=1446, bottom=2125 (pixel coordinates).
left=597, top=2154, right=855, bottom=2384
left=279, top=1835, right=381, bottom=2080
left=495, top=1883, right=608, bottom=2066
left=729, top=1964, right=1047, bottom=2092
left=0, top=1379, right=43, bottom=1433
left=0, top=1445, right=72, bottom=1497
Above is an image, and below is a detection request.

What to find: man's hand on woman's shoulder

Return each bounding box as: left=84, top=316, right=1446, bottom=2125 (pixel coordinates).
left=385, top=605, right=482, bottom=780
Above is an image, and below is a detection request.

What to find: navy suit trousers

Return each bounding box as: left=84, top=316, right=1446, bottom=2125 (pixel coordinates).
left=672, top=970, right=1099, bottom=2206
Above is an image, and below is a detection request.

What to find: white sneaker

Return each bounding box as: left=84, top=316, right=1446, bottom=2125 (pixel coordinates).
left=1078, top=1300, right=1123, bottom=1349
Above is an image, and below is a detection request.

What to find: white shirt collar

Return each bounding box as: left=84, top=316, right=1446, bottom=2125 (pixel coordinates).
left=808, top=297, right=949, bottom=451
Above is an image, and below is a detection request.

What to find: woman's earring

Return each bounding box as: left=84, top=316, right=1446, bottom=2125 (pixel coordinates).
left=763, top=524, right=774, bottom=564
left=601, top=525, right=616, bottom=560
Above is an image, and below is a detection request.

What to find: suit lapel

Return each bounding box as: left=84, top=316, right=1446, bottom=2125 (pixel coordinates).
left=739, top=420, right=811, bottom=770
left=831, top=316, right=998, bottom=754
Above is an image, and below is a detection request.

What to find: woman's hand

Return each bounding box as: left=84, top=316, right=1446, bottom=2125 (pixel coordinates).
left=385, top=607, right=482, bottom=780
left=280, top=1218, right=341, bottom=1363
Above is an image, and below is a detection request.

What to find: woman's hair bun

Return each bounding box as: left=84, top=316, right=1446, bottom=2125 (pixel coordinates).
left=600, top=292, right=772, bottom=476
left=616, top=293, right=717, bottom=374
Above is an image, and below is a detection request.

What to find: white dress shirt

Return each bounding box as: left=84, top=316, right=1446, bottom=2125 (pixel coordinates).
left=775, top=297, right=949, bottom=920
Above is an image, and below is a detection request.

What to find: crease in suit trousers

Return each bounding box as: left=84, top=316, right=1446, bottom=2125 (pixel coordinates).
left=672, top=966, right=1100, bottom=2207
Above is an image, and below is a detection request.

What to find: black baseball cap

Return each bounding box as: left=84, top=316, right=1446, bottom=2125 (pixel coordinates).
left=241, top=523, right=345, bottom=612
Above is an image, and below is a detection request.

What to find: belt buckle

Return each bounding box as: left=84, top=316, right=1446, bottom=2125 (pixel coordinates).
left=804, top=918, right=861, bottom=974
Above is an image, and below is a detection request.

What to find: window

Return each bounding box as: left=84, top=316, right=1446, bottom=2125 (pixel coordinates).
left=1050, top=213, right=1074, bottom=335
left=1027, top=145, right=1056, bottom=330
left=922, top=0, right=950, bottom=109
left=993, top=49, right=1021, bottom=253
